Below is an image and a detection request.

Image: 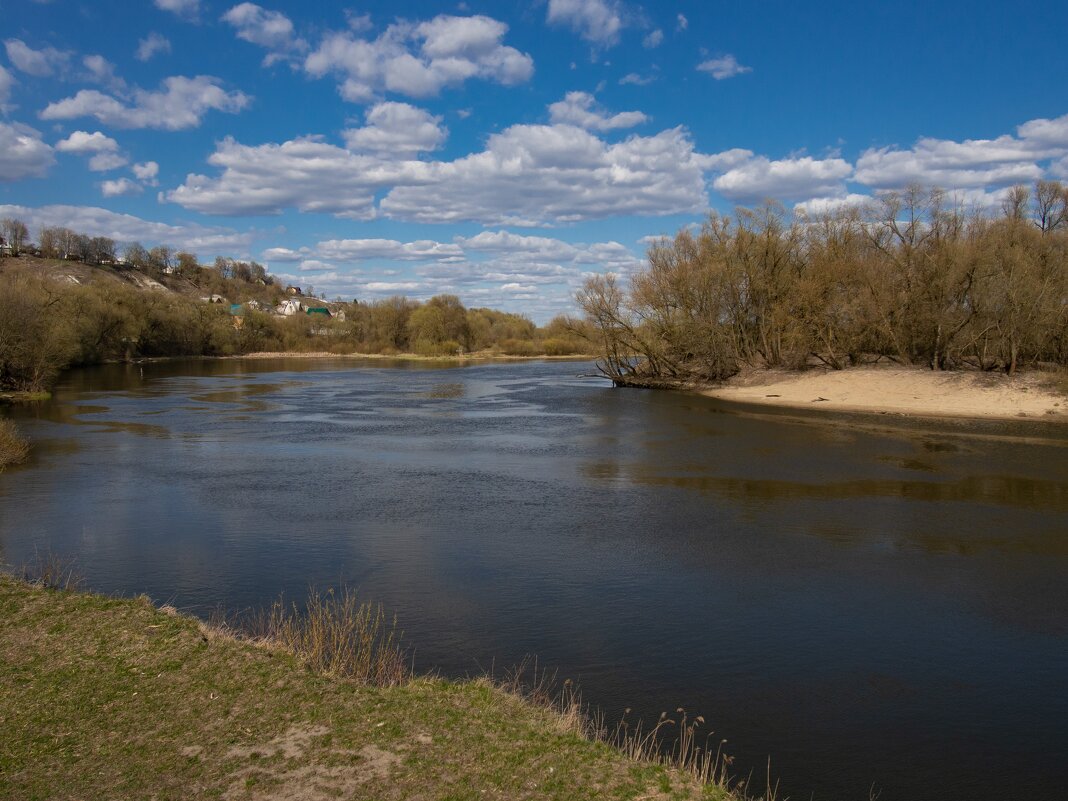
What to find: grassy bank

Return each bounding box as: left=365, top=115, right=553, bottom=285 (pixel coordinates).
left=0, top=576, right=741, bottom=801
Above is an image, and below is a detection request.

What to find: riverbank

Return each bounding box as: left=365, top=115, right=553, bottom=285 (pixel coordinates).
left=699, top=366, right=1068, bottom=422
left=0, top=575, right=735, bottom=801
left=225, top=350, right=594, bottom=362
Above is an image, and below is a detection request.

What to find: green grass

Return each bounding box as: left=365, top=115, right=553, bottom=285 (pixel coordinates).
left=0, top=576, right=739, bottom=801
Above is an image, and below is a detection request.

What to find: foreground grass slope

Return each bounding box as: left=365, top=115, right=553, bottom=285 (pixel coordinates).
left=0, top=577, right=726, bottom=801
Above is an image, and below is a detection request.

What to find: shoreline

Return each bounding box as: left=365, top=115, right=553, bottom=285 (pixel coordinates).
left=0, top=574, right=736, bottom=800
left=695, top=366, right=1067, bottom=423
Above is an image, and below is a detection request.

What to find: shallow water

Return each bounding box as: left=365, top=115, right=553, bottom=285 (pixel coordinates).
left=2, top=358, right=1067, bottom=801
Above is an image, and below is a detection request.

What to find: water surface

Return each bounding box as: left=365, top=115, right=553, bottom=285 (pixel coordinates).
left=2, top=358, right=1066, bottom=801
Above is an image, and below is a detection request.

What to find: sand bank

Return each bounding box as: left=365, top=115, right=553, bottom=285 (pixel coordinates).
left=702, top=367, right=1067, bottom=421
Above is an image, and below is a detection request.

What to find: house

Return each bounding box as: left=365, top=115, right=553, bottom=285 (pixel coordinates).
left=200, top=294, right=229, bottom=304
left=229, top=303, right=245, bottom=316
left=285, top=285, right=303, bottom=296
left=305, top=306, right=332, bottom=318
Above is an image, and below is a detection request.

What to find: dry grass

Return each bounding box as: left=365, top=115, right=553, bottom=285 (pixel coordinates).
left=16, top=548, right=84, bottom=591
left=493, top=658, right=771, bottom=799
left=245, top=587, right=410, bottom=686
left=0, top=418, right=29, bottom=471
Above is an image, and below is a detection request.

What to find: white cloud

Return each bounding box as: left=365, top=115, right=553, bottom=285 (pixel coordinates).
left=304, top=14, right=533, bottom=101
left=55, top=131, right=128, bottom=171
left=297, top=259, right=335, bottom=272
left=165, top=135, right=425, bottom=218
left=619, top=72, right=654, bottom=86
left=0, top=123, right=55, bottom=181
left=261, top=246, right=306, bottom=262
left=132, top=161, right=160, bottom=184
left=548, top=91, right=648, bottom=131
left=0, top=64, right=15, bottom=109
left=136, top=32, right=172, bottom=62
left=697, top=54, right=751, bottom=80
left=0, top=203, right=251, bottom=255
left=40, top=75, right=251, bottom=130
left=676, top=14, right=688, bottom=31
left=4, top=39, right=69, bottom=77
left=167, top=121, right=712, bottom=225
left=100, top=177, right=142, bottom=197
left=55, top=130, right=120, bottom=154
left=89, top=152, right=129, bottom=172
left=643, top=29, right=663, bottom=49
left=547, top=0, right=625, bottom=47
left=82, top=55, right=125, bottom=91
left=316, top=238, right=464, bottom=262
left=154, top=0, right=199, bottom=20
left=343, top=102, right=446, bottom=155
left=222, top=3, right=306, bottom=63
left=794, top=193, right=871, bottom=216
left=712, top=154, right=852, bottom=202
left=380, top=124, right=712, bottom=225
left=854, top=114, right=1068, bottom=190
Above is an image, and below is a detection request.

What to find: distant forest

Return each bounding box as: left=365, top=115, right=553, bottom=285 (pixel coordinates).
left=578, top=183, right=1068, bottom=384
left=0, top=224, right=593, bottom=394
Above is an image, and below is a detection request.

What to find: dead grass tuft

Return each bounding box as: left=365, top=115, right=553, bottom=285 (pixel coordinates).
left=0, top=419, right=29, bottom=471
left=247, top=587, right=410, bottom=686
left=16, top=548, right=83, bottom=591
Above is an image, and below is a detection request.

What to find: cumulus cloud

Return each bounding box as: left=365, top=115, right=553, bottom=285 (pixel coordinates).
left=55, top=128, right=130, bottom=173
left=697, top=54, right=751, bottom=80
left=619, top=72, right=655, bottom=86
left=40, top=75, right=251, bottom=130
left=0, top=122, right=55, bottom=181
left=676, top=14, right=688, bottom=31
left=547, top=0, right=625, bottom=47
left=154, top=0, right=199, bottom=20
left=261, top=246, right=306, bottom=262
left=165, top=136, right=423, bottom=218
left=222, top=3, right=307, bottom=63
left=643, top=29, right=663, bottom=49
left=712, top=154, right=852, bottom=202
left=315, top=238, right=463, bottom=262
left=89, top=153, right=129, bottom=171
left=548, top=91, right=648, bottom=131
left=100, top=177, right=142, bottom=197
left=136, top=32, right=172, bottom=62
left=304, top=14, right=533, bottom=101
left=343, top=102, right=446, bottom=155
left=166, top=121, right=713, bottom=225
left=55, top=130, right=119, bottom=154
left=4, top=39, right=70, bottom=77
left=0, top=64, right=14, bottom=109
left=82, top=55, right=125, bottom=91
left=793, top=193, right=871, bottom=216
left=382, top=124, right=712, bottom=225
left=132, top=161, right=160, bottom=184
left=0, top=203, right=251, bottom=254
left=854, top=113, right=1068, bottom=190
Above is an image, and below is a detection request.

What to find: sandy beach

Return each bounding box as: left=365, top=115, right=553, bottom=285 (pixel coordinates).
left=702, top=367, right=1067, bottom=421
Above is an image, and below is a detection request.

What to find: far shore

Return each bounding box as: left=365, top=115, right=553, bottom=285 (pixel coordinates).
left=226, top=350, right=594, bottom=362
left=699, top=366, right=1068, bottom=423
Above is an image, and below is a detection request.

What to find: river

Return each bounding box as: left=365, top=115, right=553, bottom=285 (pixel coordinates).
left=1, top=358, right=1066, bottom=801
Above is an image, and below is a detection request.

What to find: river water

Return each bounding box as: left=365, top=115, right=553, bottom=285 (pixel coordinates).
left=2, top=358, right=1066, bottom=801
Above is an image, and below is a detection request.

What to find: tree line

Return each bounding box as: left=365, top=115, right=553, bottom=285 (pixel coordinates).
left=0, top=223, right=593, bottom=393
left=578, top=182, right=1068, bottom=384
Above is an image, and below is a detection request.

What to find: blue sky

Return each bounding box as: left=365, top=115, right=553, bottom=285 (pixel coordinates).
left=2, top=0, right=1066, bottom=321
